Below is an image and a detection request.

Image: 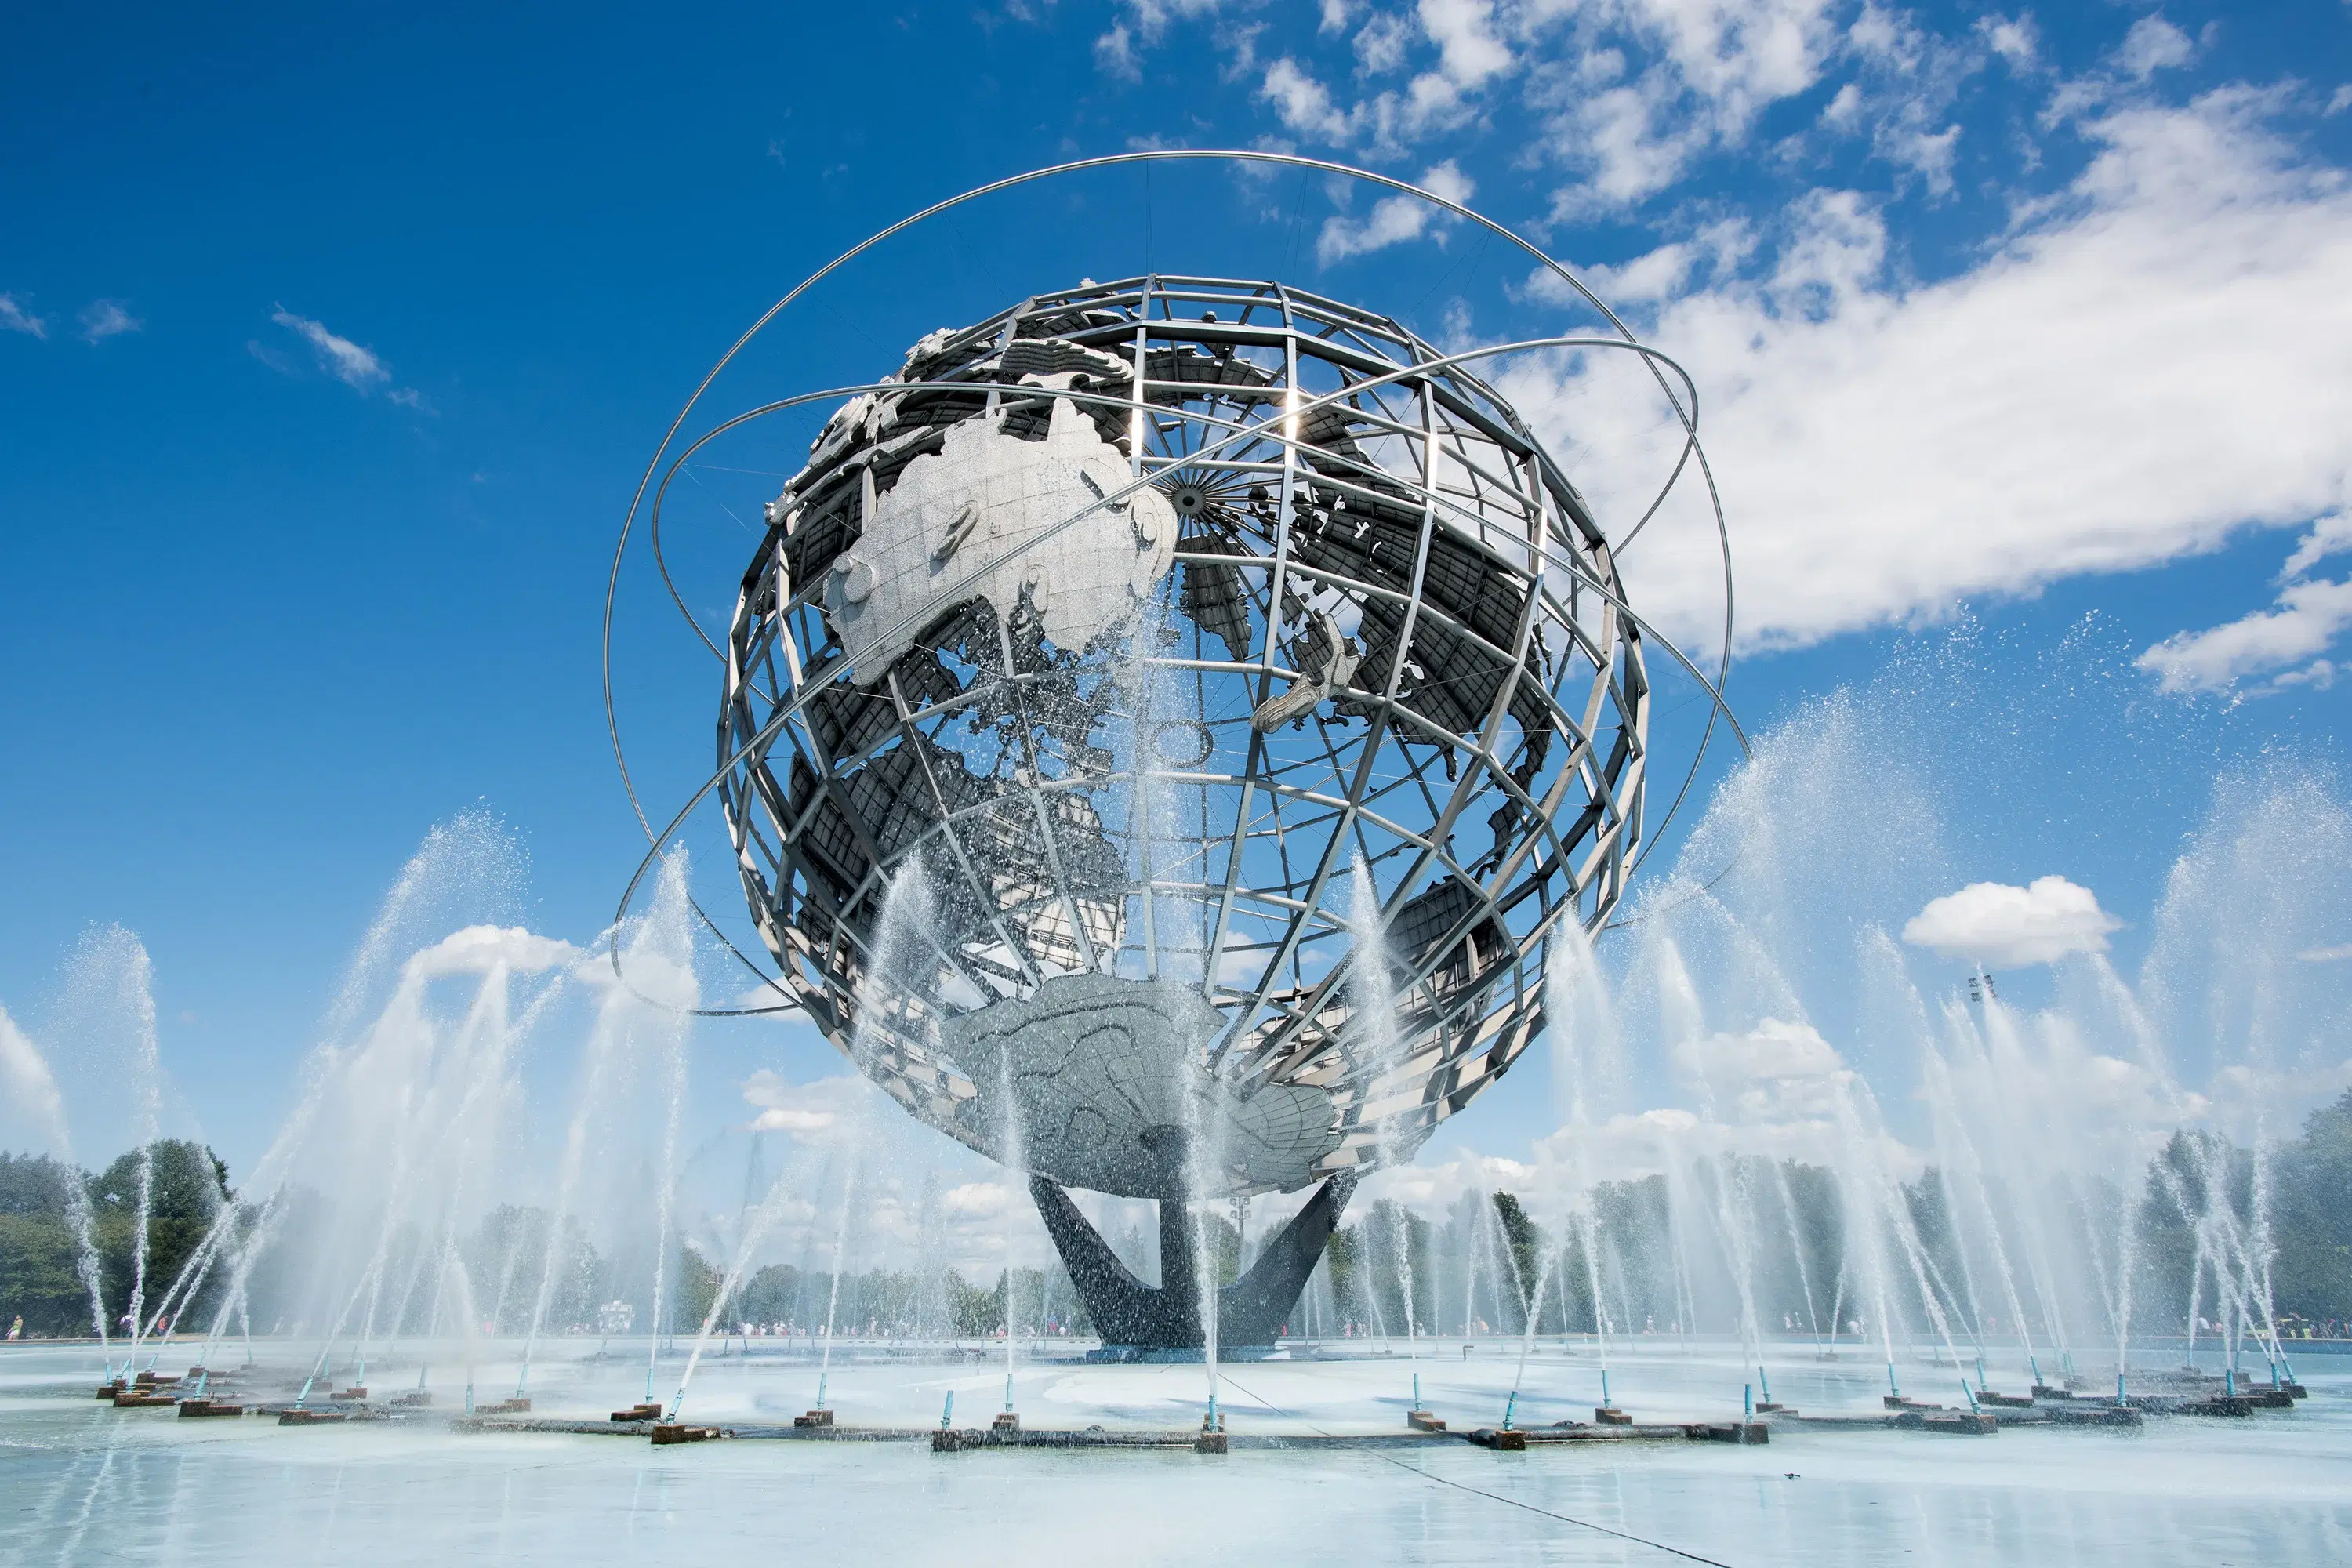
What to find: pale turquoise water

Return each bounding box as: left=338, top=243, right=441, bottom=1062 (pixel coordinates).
left=7, top=1343, right=2347, bottom=1565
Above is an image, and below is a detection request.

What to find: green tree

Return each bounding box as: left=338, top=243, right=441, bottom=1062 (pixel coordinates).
left=673, top=1243, right=721, bottom=1334
left=89, top=1140, right=227, bottom=1334
left=2270, top=1091, right=2352, bottom=1321
left=0, top=1153, right=88, bottom=1335
left=1492, top=1191, right=1544, bottom=1329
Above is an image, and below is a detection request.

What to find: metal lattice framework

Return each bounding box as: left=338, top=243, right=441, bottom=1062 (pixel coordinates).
left=717, top=275, right=1651, bottom=1196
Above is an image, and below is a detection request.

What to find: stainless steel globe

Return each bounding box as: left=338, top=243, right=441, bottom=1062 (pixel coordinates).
left=718, top=275, right=1651, bottom=1229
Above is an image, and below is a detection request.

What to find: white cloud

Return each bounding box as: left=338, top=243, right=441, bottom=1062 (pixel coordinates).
left=1316, top=159, right=1473, bottom=262
left=1260, top=0, right=1516, bottom=151
left=2266, top=658, right=2338, bottom=692
left=1093, top=0, right=1231, bottom=77
left=1902, top=876, right=2124, bottom=967
left=2296, top=943, right=2352, bottom=963
left=1402, top=0, right=1515, bottom=132
left=1095, top=22, right=1142, bottom=78
left=1573, top=233, right=1724, bottom=303
left=1355, top=9, right=1412, bottom=74
left=741, top=1069, right=869, bottom=1141
left=0, top=1005, right=65, bottom=1151
left=1523, top=1100, right=1926, bottom=1188
left=1261, top=56, right=1359, bottom=140
left=2281, top=511, right=2352, bottom=580
left=1979, top=13, right=2038, bottom=69
left=1674, top=1016, right=1853, bottom=1121
left=271, top=306, right=389, bottom=389
left=941, top=1179, right=1016, bottom=1219
left=1584, top=244, right=1695, bottom=303
left=78, top=299, right=141, bottom=342
left=1, top=293, right=48, bottom=339
left=403, top=924, right=579, bottom=980
left=2118, top=15, right=2194, bottom=81
left=1530, top=0, right=1842, bottom=207
left=2138, top=576, right=2352, bottom=694
left=2330, top=85, right=2352, bottom=118
left=1496, top=88, right=2352, bottom=651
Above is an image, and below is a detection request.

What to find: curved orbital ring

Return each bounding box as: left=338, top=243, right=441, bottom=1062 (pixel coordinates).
left=601, top=151, right=1744, bottom=1015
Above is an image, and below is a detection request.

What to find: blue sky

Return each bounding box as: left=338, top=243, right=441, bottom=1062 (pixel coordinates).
left=4, top=1, right=2350, bottom=1182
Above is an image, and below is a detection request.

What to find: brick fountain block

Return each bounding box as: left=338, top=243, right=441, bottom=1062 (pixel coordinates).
left=651, top=1424, right=722, bottom=1444
left=1922, top=1412, right=1998, bottom=1435
left=1686, top=1422, right=1769, bottom=1444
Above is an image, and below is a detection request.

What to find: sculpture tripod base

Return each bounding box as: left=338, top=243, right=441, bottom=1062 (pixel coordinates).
left=1029, top=1126, right=1356, bottom=1356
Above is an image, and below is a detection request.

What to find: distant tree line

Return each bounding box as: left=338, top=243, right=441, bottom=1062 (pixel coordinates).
left=1316, top=1091, right=2352, bottom=1344
left=696, top=1259, right=1090, bottom=1338
left=12, top=1095, right=2346, bottom=1343
left=0, top=1140, right=228, bottom=1337
left=0, top=1139, right=1095, bottom=1344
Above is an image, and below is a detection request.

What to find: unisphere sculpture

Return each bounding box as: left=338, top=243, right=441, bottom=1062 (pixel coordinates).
left=715, top=274, right=1651, bottom=1353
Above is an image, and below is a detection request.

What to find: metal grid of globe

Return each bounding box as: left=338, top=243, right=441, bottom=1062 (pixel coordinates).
left=717, top=274, right=1650, bottom=1249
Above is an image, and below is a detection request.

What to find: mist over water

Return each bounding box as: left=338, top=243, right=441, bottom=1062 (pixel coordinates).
left=1, top=622, right=2344, bottom=1414
left=1454, top=617, right=2352, bottom=1386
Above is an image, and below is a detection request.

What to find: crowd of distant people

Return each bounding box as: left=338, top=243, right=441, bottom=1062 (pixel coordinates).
left=2272, top=1316, right=2342, bottom=1339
